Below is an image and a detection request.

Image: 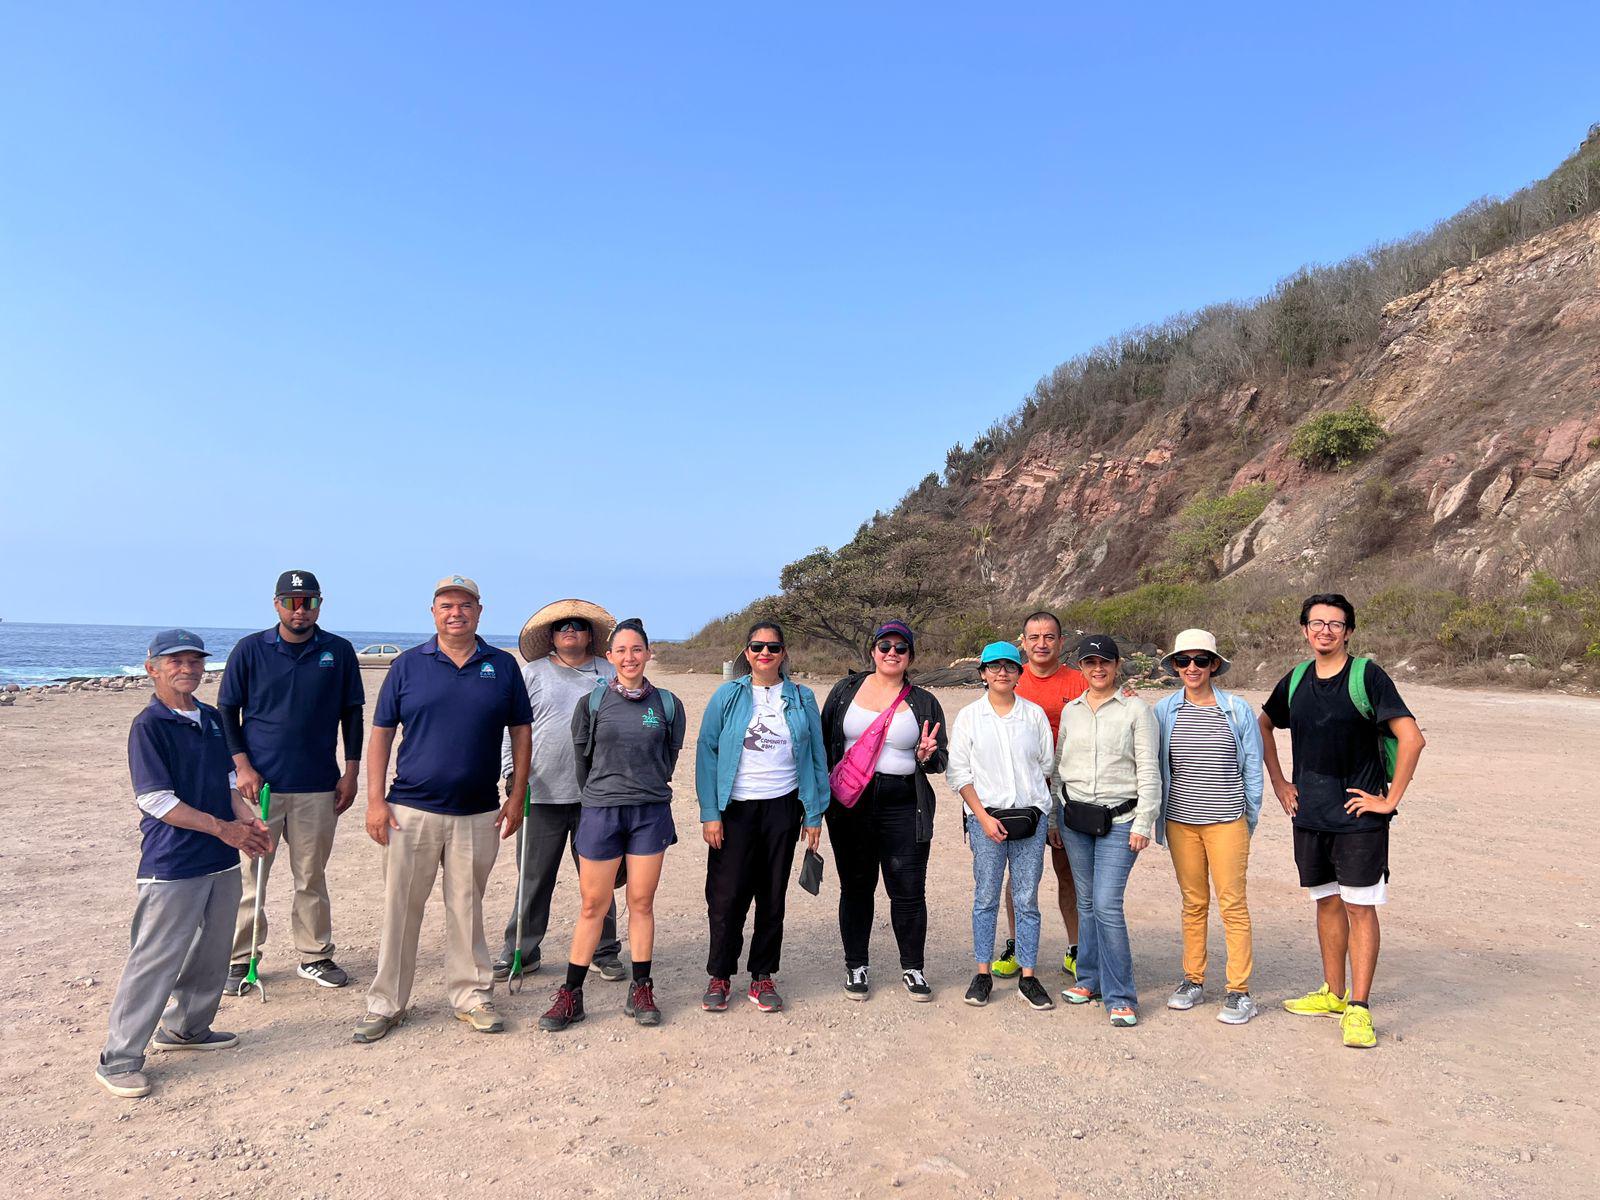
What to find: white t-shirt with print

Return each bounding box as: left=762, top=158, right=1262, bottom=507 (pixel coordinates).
left=729, top=683, right=799, bottom=801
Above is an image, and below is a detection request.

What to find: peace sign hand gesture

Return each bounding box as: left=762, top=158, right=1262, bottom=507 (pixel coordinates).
left=915, top=720, right=941, bottom=764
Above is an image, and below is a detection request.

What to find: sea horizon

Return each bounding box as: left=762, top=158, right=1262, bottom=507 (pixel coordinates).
left=0, top=621, right=521, bottom=686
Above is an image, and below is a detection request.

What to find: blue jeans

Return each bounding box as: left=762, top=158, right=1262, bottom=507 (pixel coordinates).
left=969, top=816, right=1047, bottom=968
left=1062, top=818, right=1140, bottom=1009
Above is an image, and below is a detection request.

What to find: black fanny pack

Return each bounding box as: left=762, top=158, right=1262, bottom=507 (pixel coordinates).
left=985, top=807, right=1041, bottom=841
left=1060, top=797, right=1136, bottom=838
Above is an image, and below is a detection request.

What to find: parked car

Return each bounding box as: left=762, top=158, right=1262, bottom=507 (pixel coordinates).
left=357, top=643, right=403, bottom=667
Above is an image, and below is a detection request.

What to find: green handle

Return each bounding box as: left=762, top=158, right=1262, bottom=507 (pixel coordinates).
left=260, top=782, right=271, bottom=822
left=523, top=784, right=532, bottom=817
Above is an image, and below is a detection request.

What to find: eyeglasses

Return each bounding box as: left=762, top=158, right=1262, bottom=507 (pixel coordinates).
left=1305, top=619, right=1348, bottom=633
left=1171, top=653, right=1216, bottom=669
left=277, top=595, right=321, bottom=611
left=747, top=641, right=785, bottom=654
left=874, top=641, right=910, bottom=656
left=553, top=619, right=591, bottom=633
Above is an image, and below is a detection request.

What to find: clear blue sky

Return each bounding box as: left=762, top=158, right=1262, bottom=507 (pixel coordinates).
left=4, top=2, right=1596, bottom=636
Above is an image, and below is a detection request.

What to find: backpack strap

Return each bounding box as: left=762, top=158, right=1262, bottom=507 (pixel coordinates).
left=1346, top=656, right=1375, bottom=721
left=582, top=681, right=609, bottom=766
left=660, top=689, right=676, bottom=727
left=1286, top=660, right=1312, bottom=708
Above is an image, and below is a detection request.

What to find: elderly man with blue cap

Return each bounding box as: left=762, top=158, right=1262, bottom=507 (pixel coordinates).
left=96, top=630, right=273, bottom=1099
left=947, top=642, right=1057, bottom=1011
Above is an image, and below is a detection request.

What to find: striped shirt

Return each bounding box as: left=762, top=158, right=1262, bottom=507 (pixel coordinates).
left=1165, top=700, right=1245, bottom=825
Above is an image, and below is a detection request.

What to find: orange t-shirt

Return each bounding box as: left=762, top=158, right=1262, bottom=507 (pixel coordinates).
left=1015, top=665, right=1087, bottom=743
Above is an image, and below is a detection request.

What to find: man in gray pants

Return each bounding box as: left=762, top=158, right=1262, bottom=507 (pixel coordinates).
left=97, top=630, right=272, bottom=1099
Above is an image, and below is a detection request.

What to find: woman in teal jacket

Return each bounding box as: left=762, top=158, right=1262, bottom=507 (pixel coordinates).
left=695, top=620, right=829, bottom=1014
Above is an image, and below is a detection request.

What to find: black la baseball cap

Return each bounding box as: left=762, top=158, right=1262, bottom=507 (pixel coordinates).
left=275, top=569, right=321, bottom=596
left=1074, top=633, right=1121, bottom=663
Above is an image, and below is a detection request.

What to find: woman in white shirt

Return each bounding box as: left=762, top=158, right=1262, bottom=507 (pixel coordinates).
left=948, top=642, right=1056, bottom=1011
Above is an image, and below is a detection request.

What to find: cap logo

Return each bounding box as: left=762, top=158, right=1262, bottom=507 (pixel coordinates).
left=291, top=573, right=304, bottom=588
left=452, top=576, right=465, bottom=585
left=479, top=661, right=496, bottom=678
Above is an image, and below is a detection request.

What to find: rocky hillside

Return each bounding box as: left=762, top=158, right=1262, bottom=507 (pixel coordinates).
left=961, top=210, right=1600, bottom=608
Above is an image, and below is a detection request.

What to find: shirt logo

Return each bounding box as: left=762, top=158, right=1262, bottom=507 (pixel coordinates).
left=479, top=662, right=496, bottom=678
left=291, top=573, right=304, bottom=588
left=642, top=706, right=661, bottom=729
left=319, top=651, right=335, bottom=668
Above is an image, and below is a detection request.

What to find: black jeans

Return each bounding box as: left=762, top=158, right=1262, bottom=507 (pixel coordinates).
left=825, top=773, right=929, bottom=971
left=704, top=790, right=803, bottom=977
left=500, top=803, right=620, bottom=964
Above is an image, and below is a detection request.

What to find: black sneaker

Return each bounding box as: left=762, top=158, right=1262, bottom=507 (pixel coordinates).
left=964, top=973, right=993, bottom=1007
left=494, top=955, right=539, bottom=983
left=1018, top=975, right=1055, bottom=1010
left=591, top=956, right=626, bottom=982
left=843, top=965, right=870, bottom=1001
left=626, top=979, right=662, bottom=1026
left=296, top=959, right=350, bottom=989
left=538, top=986, right=585, bottom=1032
left=222, top=964, right=248, bottom=997
left=902, top=969, right=933, bottom=1002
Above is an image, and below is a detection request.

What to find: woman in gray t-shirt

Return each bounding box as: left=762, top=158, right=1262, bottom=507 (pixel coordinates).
left=539, top=619, right=685, bottom=1033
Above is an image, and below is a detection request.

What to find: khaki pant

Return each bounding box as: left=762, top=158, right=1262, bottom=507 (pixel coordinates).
left=231, top=790, right=338, bottom=966
left=1166, top=817, right=1253, bottom=993
left=366, top=806, right=500, bottom=1018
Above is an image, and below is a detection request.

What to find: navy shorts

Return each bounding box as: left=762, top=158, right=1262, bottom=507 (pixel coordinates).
left=575, top=802, right=677, bottom=860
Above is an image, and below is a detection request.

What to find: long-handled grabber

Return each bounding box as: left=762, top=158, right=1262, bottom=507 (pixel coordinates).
left=238, top=783, right=271, bottom=1001
left=507, top=785, right=533, bottom=994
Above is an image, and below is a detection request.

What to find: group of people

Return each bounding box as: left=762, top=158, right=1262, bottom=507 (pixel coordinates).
left=95, top=571, right=1423, bottom=1101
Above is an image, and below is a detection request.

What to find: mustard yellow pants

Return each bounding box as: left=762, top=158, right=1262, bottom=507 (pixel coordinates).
left=1165, top=817, right=1252, bottom=993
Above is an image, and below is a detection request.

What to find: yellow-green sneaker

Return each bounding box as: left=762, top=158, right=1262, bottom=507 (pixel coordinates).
left=1062, top=946, right=1078, bottom=979
left=990, top=939, right=1020, bottom=979
left=1282, top=983, right=1349, bottom=1018
left=1341, top=1004, right=1376, bottom=1049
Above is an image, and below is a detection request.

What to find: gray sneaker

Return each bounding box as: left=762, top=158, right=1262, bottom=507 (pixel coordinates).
left=1167, top=980, right=1205, bottom=1011
left=151, top=1027, right=239, bottom=1052
left=1218, top=991, right=1259, bottom=1025
left=95, top=1068, right=151, bottom=1098
left=352, top=1010, right=404, bottom=1044
left=591, top=956, right=626, bottom=982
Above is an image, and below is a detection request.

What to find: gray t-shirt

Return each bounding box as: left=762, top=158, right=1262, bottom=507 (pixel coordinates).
left=500, top=654, right=616, bottom=804
left=572, top=684, right=685, bottom=807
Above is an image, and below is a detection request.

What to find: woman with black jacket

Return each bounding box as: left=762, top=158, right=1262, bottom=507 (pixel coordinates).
left=820, top=620, right=948, bottom=1002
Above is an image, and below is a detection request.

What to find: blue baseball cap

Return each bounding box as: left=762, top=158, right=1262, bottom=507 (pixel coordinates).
left=979, top=641, right=1025, bottom=667
left=147, top=629, right=209, bottom=658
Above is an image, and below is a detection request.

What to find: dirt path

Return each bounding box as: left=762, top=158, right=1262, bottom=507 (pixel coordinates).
left=2, top=674, right=1595, bottom=1199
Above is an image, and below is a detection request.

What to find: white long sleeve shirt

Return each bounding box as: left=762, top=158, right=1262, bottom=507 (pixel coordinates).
left=1052, top=690, right=1162, bottom=839
left=946, top=693, right=1054, bottom=813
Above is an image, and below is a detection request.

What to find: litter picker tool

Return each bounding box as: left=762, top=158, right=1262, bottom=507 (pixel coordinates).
left=507, top=784, right=533, bottom=994
left=238, top=783, right=271, bottom=1001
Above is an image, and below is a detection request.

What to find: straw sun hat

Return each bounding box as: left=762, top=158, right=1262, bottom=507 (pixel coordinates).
left=517, top=599, right=616, bottom=664
left=1159, top=628, right=1232, bottom=677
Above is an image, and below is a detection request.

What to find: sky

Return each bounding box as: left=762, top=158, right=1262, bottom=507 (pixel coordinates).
left=3, top=1, right=1598, bottom=637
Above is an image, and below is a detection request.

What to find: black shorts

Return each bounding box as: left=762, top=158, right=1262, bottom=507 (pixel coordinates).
left=1293, top=825, right=1389, bottom=889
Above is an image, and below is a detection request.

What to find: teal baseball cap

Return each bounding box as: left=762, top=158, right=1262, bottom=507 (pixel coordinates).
left=978, top=641, right=1024, bottom=667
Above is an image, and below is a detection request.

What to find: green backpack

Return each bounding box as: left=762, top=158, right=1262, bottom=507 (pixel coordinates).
left=1286, top=656, right=1398, bottom=783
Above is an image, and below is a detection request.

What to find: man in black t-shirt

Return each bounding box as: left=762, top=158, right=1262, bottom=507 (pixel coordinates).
left=1259, top=594, right=1425, bottom=1050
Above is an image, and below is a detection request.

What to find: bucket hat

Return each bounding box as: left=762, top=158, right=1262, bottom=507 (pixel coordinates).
left=1159, top=628, right=1231, bottom=677
left=518, top=599, right=616, bottom=664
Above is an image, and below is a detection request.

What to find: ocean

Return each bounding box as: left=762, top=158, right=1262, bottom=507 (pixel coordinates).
left=0, top=622, right=520, bottom=686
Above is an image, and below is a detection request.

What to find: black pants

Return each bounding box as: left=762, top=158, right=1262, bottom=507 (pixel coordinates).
left=500, top=803, right=620, bottom=964
left=825, top=773, right=929, bottom=971
left=704, top=790, right=804, bottom=977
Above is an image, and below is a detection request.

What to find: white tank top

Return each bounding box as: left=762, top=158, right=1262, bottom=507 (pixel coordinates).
left=843, top=700, right=919, bottom=776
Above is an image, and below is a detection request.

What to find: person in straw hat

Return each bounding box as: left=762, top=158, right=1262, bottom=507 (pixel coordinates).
left=1150, top=629, right=1264, bottom=1025
left=492, top=599, right=626, bottom=984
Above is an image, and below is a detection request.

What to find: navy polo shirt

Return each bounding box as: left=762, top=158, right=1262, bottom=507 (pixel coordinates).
left=373, top=636, right=533, bottom=816
left=127, top=697, right=241, bottom=881
left=218, top=626, right=364, bottom=792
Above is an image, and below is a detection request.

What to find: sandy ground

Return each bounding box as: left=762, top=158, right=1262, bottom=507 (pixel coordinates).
left=1, top=669, right=1597, bottom=1200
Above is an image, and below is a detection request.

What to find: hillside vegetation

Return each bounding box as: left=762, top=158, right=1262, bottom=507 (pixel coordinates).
left=674, top=127, right=1600, bottom=687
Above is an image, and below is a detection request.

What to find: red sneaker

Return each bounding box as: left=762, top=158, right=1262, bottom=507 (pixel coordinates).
left=702, top=977, right=731, bottom=1012
left=748, top=977, right=784, bottom=1013
left=538, top=986, right=585, bottom=1032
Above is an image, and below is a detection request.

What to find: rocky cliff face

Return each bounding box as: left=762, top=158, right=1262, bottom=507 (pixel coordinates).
left=958, top=210, right=1600, bottom=605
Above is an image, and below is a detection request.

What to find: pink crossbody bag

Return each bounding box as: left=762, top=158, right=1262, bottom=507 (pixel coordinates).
left=829, top=686, right=912, bottom=807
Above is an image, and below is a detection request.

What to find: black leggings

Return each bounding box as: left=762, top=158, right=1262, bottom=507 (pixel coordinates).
left=704, top=790, right=803, bottom=977
left=825, top=773, right=929, bottom=971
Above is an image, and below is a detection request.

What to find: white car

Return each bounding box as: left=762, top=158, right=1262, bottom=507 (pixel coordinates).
left=356, top=643, right=403, bottom=667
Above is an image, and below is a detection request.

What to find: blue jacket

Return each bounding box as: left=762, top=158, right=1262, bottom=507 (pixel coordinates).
left=1151, top=686, right=1265, bottom=845
left=695, top=674, right=830, bottom=827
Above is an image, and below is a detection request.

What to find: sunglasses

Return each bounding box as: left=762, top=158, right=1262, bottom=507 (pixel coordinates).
left=553, top=619, right=591, bottom=633
left=277, top=595, right=321, bottom=611
left=747, top=641, right=785, bottom=654
left=874, top=641, right=911, bottom=655
left=1171, top=653, right=1216, bottom=669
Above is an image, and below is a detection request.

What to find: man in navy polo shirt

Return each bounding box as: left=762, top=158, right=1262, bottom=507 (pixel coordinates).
left=219, top=569, right=365, bottom=994
left=97, top=630, right=273, bottom=1099
left=354, top=575, right=533, bottom=1043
